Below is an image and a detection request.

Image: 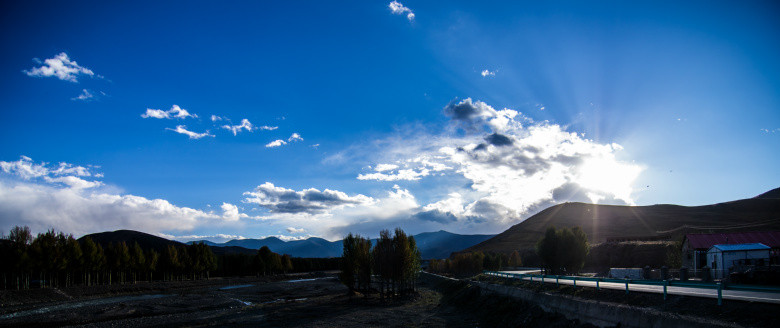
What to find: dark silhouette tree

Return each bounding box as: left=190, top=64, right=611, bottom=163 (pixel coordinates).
left=508, top=250, right=522, bottom=268
left=536, top=226, right=589, bottom=275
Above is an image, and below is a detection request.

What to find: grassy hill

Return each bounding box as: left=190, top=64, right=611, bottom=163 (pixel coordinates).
left=463, top=187, right=780, bottom=256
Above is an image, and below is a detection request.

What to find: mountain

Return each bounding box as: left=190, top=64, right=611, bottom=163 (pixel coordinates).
left=81, top=230, right=255, bottom=256
left=463, top=188, right=780, bottom=255
left=412, top=230, right=495, bottom=259
left=191, top=231, right=495, bottom=259
left=79, top=229, right=184, bottom=252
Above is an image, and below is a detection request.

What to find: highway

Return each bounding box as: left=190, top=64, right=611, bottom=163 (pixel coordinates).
left=490, top=270, right=780, bottom=304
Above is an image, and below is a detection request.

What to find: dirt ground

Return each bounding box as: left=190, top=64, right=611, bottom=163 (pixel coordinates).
left=0, top=273, right=589, bottom=327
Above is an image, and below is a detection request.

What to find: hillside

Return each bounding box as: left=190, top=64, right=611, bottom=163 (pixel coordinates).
left=756, top=187, right=780, bottom=199
left=79, top=230, right=255, bottom=256
left=79, top=230, right=184, bottom=252
left=413, top=230, right=495, bottom=259
left=463, top=188, right=780, bottom=255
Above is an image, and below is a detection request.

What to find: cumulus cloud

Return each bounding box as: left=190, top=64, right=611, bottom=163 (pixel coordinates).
left=241, top=183, right=421, bottom=240
left=259, top=126, right=278, bottom=131
left=389, top=1, right=415, bottom=21
left=358, top=156, right=452, bottom=181
left=142, top=105, right=197, bottom=119
left=166, top=125, right=214, bottom=139
left=24, top=52, right=95, bottom=82
left=211, top=115, right=223, bottom=122
left=0, top=156, right=258, bottom=237
left=265, top=139, right=286, bottom=148
left=0, top=156, right=102, bottom=190
left=288, top=133, right=303, bottom=142
left=286, top=227, right=305, bottom=234
left=220, top=202, right=247, bottom=221
left=348, top=98, right=643, bottom=233
left=443, top=98, right=522, bottom=133
left=243, top=182, right=374, bottom=214
left=71, top=89, right=94, bottom=101
left=222, top=119, right=254, bottom=135
left=481, top=69, right=496, bottom=77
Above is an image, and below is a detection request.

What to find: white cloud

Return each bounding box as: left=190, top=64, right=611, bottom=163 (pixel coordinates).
left=389, top=1, right=415, bottom=21
left=374, top=164, right=399, bottom=172
left=286, top=227, right=305, bottom=234
left=0, top=156, right=102, bottom=190
left=166, top=125, right=214, bottom=139
left=142, top=105, right=197, bottom=119
left=265, top=139, right=287, bottom=148
left=24, top=52, right=95, bottom=82
left=259, top=126, right=278, bottom=131
left=358, top=168, right=430, bottom=181
left=481, top=69, right=496, bottom=77
left=161, top=233, right=247, bottom=243
left=288, top=133, right=303, bottom=142
left=211, top=115, right=223, bottom=122
left=0, top=156, right=259, bottom=238
left=71, top=89, right=94, bottom=101
left=346, top=98, right=643, bottom=233
left=358, top=156, right=451, bottom=181
left=444, top=98, right=522, bottom=133
left=43, top=176, right=103, bottom=190
left=220, top=202, right=247, bottom=221
left=243, top=182, right=375, bottom=214
left=222, top=118, right=254, bottom=135
left=423, top=192, right=465, bottom=216
left=243, top=183, right=420, bottom=240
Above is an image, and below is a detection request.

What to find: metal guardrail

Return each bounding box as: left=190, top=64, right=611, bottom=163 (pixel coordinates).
left=483, top=271, right=780, bottom=305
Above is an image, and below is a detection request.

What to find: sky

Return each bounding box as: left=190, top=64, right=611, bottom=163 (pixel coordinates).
left=1, top=0, right=779, bottom=242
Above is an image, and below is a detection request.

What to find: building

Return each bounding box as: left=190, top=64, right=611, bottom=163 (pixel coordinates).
left=707, top=243, right=771, bottom=279
left=681, top=231, right=780, bottom=275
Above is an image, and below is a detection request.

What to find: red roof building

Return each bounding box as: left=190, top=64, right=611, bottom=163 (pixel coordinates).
left=682, top=231, right=780, bottom=272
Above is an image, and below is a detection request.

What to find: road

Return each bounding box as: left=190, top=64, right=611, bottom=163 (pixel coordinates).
left=490, top=271, right=780, bottom=304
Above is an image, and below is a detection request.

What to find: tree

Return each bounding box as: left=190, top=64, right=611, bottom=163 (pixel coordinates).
left=536, top=226, right=589, bottom=275
left=508, top=250, right=522, bottom=268
left=130, top=242, right=145, bottom=283
left=339, top=233, right=372, bottom=293
left=339, top=233, right=359, bottom=292
left=145, top=249, right=159, bottom=281
left=537, top=226, right=560, bottom=274
left=64, top=236, right=83, bottom=287
left=8, top=226, right=32, bottom=289
left=162, top=245, right=181, bottom=281
left=281, top=254, right=293, bottom=274
left=372, top=230, right=393, bottom=298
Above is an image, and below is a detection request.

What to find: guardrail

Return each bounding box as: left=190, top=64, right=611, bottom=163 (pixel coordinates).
left=483, top=270, right=780, bottom=305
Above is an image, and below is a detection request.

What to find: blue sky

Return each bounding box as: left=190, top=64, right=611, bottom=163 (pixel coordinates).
left=1, top=0, right=779, bottom=241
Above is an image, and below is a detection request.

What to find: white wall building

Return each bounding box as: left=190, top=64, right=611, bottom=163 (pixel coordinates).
left=707, top=243, right=771, bottom=279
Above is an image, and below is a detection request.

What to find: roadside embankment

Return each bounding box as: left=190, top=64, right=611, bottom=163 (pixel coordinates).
left=422, top=272, right=750, bottom=328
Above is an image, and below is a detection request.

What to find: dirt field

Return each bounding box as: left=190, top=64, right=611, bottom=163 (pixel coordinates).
left=0, top=273, right=589, bottom=327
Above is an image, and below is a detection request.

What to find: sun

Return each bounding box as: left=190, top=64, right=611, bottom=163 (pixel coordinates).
left=576, top=157, right=642, bottom=204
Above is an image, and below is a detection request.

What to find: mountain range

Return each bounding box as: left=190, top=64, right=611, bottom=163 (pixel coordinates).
left=190, top=230, right=495, bottom=259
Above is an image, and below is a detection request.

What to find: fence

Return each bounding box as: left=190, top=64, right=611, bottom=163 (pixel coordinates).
left=483, top=270, right=780, bottom=306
